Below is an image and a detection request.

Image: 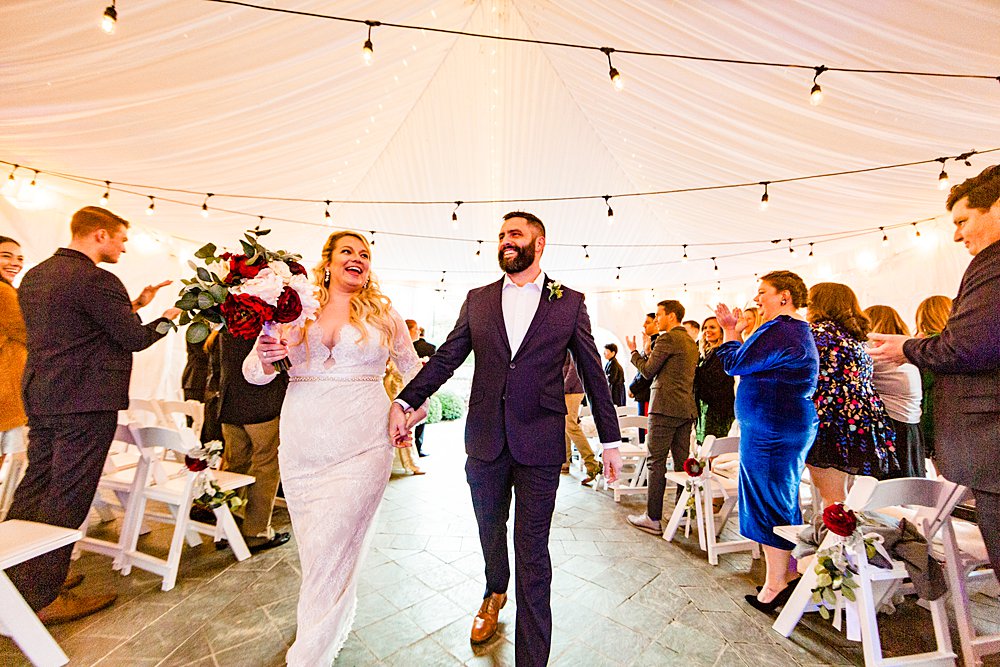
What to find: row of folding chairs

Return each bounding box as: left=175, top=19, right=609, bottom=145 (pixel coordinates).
left=79, top=408, right=255, bottom=592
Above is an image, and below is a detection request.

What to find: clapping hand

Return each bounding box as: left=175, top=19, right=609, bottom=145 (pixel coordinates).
left=132, top=280, right=172, bottom=311
left=625, top=335, right=638, bottom=353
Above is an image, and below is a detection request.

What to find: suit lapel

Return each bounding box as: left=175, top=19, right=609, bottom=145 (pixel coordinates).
left=513, top=273, right=553, bottom=361
left=489, top=278, right=512, bottom=358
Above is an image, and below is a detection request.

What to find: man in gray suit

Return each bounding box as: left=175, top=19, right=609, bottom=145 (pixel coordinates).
left=870, top=164, right=1000, bottom=580
left=624, top=299, right=699, bottom=534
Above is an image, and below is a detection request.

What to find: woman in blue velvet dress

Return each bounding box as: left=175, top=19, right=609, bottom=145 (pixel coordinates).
left=715, top=270, right=819, bottom=613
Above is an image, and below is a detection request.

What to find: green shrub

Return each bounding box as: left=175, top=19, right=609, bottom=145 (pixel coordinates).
left=425, top=395, right=443, bottom=424
left=437, top=391, right=465, bottom=421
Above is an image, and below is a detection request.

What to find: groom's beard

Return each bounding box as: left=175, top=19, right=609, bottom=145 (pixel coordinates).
left=498, top=242, right=535, bottom=274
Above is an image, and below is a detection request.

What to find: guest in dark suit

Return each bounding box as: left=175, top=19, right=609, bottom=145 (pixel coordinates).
left=181, top=339, right=209, bottom=402
left=390, top=212, right=622, bottom=667
left=406, top=318, right=436, bottom=456
left=870, top=164, right=1000, bottom=580
left=628, top=313, right=659, bottom=443
left=217, top=330, right=290, bottom=553
left=603, top=343, right=626, bottom=406
left=625, top=300, right=699, bottom=534
left=6, top=207, right=178, bottom=624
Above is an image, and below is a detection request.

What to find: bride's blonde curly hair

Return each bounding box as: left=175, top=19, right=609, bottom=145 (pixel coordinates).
left=308, top=230, right=396, bottom=348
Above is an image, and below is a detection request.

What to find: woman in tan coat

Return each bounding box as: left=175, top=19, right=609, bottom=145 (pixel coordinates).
left=0, top=235, right=27, bottom=468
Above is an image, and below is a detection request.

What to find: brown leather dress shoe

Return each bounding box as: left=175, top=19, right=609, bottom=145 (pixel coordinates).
left=37, top=591, right=117, bottom=626
left=470, top=592, right=507, bottom=644
left=62, top=573, right=84, bottom=591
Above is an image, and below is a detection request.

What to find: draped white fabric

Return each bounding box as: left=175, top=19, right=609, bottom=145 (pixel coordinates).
left=1, top=0, right=997, bottom=396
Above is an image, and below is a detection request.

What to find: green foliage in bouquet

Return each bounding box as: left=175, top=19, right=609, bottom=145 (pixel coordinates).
left=438, top=391, right=465, bottom=421
left=425, top=395, right=444, bottom=424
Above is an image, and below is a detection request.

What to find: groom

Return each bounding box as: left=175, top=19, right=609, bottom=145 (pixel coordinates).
left=390, top=212, right=622, bottom=666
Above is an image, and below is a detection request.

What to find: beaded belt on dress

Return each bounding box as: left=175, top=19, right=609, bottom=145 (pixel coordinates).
left=288, top=375, right=382, bottom=382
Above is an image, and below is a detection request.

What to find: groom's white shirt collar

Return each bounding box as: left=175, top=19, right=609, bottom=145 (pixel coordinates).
left=501, top=271, right=545, bottom=292
left=501, top=271, right=545, bottom=358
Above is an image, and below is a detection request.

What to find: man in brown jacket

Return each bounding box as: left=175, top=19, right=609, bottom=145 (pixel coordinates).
left=624, top=299, right=699, bottom=534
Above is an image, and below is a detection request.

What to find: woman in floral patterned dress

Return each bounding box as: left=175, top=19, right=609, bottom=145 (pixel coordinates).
left=806, top=283, right=897, bottom=507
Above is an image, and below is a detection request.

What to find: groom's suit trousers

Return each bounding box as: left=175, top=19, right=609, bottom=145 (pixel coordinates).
left=467, top=446, right=561, bottom=667
left=6, top=411, right=118, bottom=610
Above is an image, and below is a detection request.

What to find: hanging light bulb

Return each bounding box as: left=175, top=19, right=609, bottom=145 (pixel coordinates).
left=201, top=193, right=213, bottom=218
left=102, top=1, right=117, bottom=34
left=912, top=223, right=921, bottom=240
left=601, top=47, right=624, bottom=91
left=809, top=65, right=827, bottom=106
left=936, top=159, right=950, bottom=190
left=146, top=196, right=156, bottom=216
left=880, top=227, right=889, bottom=247
left=440, top=271, right=446, bottom=285
left=716, top=281, right=721, bottom=292
left=604, top=195, right=614, bottom=220
left=583, top=245, right=590, bottom=261
left=682, top=244, right=689, bottom=263
left=2, top=164, right=16, bottom=196
left=451, top=201, right=462, bottom=229
left=759, top=181, right=770, bottom=211
left=807, top=243, right=815, bottom=262
left=324, top=200, right=332, bottom=222
left=475, top=241, right=483, bottom=259
left=683, top=283, right=688, bottom=294
left=362, top=21, right=378, bottom=65
left=99, top=180, right=110, bottom=206
left=711, top=257, right=718, bottom=272
left=23, top=171, right=40, bottom=199
left=615, top=266, right=621, bottom=281
left=788, top=238, right=796, bottom=256
left=369, top=231, right=376, bottom=247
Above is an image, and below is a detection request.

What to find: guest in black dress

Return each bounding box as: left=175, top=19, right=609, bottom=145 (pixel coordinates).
left=694, top=316, right=734, bottom=443
left=603, top=343, right=626, bottom=406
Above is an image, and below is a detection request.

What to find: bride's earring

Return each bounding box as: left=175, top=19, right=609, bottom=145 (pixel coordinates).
left=363, top=277, right=370, bottom=290
left=780, top=298, right=787, bottom=305
left=323, top=269, right=330, bottom=287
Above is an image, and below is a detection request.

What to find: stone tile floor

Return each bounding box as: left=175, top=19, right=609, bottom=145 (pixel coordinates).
left=2, top=418, right=998, bottom=666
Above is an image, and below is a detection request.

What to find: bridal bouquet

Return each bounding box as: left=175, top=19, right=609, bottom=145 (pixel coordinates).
left=158, top=227, right=320, bottom=371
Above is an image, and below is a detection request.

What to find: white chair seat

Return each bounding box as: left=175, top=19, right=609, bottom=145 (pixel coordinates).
left=0, top=520, right=82, bottom=666
left=142, top=469, right=253, bottom=505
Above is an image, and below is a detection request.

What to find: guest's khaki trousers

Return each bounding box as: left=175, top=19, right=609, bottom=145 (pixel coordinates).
left=564, top=393, right=599, bottom=476
left=221, top=417, right=281, bottom=538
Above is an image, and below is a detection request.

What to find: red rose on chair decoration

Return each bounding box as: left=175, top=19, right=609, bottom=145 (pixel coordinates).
left=682, top=457, right=704, bottom=477
left=822, top=503, right=858, bottom=537
left=286, top=260, right=308, bottom=276
left=184, top=455, right=208, bottom=472
left=273, top=286, right=303, bottom=324
left=220, top=293, right=274, bottom=340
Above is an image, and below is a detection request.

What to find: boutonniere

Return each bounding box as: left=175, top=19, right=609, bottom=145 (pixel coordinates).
left=547, top=281, right=563, bottom=301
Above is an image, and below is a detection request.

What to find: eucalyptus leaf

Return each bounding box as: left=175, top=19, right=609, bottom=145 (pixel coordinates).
left=186, top=321, right=211, bottom=343
left=822, top=587, right=837, bottom=605
left=155, top=321, right=175, bottom=335
left=816, top=573, right=832, bottom=587
left=196, top=267, right=212, bottom=282
left=842, top=586, right=856, bottom=602
left=194, top=242, right=217, bottom=259
left=202, top=307, right=224, bottom=323
left=240, top=240, right=255, bottom=256
left=179, top=311, right=191, bottom=326
left=177, top=291, right=200, bottom=310
left=197, top=292, right=214, bottom=310
left=256, top=228, right=270, bottom=237
left=811, top=590, right=823, bottom=603
left=187, top=260, right=199, bottom=272
left=208, top=284, right=228, bottom=303
left=819, top=606, right=831, bottom=620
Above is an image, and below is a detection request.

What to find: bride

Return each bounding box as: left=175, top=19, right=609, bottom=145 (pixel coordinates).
left=244, top=230, right=424, bottom=665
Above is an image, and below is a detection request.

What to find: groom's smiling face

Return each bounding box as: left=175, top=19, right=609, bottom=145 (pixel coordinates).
left=497, top=217, right=544, bottom=274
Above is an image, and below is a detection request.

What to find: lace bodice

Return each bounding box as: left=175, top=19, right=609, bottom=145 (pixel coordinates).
left=243, top=309, right=422, bottom=385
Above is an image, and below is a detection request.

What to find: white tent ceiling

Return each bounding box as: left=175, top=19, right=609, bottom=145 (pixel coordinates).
left=2, top=0, right=998, bottom=299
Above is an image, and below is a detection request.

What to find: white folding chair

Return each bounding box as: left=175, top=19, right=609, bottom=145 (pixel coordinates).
left=126, top=398, right=168, bottom=427
left=609, top=415, right=649, bottom=500
left=615, top=405, right=638, bottom=417
left=773, top=476, right=960, bottom=667
left=662, top=436, right=760, bottom=564
left=939, top=489, right=1000, bottom=667
left=0, top=450, right=28, bottom=521
left=116, top=425, right=254, bottom=591
left=0, top=521, right=82, bottom=666
left=158, top=400, right=205, bottom=440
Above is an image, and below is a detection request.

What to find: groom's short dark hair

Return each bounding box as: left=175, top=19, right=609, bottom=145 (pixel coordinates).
left=502, top=211, right=545, bottom=237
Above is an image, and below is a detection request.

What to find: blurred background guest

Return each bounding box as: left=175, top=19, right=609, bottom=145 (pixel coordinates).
left=715, top=270, right=818, bottom=613
left=406, top=319, right=436, bottom=457
left=628, top=313, right=658, bottom=443
left=200, top=330, right=223, bottom=443
left=865, top=305, right=924, bottom=478
left=181, top=339, right=209, bottom=404
left=739, top=306, right=764, bottom=341
left=563, top=352, right=599, bottom=485
left=913, top=295, right=953, bottom=461
left=694, top=316, right=735, bottom=444
left=683, top=319, right=700, bottom=341
left=0, top=236, right=27, bottom=488
left=806, top=283, right=897, bottom=507
left=603, top=343, right=626, bottom=407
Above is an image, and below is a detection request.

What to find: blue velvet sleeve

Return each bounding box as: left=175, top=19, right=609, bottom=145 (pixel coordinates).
left=715, top=317, right=804, bottom=377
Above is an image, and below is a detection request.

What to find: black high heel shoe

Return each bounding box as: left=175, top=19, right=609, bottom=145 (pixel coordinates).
left=745, top=577, right=800, bottom=613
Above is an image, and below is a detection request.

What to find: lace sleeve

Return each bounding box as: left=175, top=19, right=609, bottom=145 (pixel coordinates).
left=242, top=332, right=277, bottom=386
left=388, top=309, right=423, bottom=386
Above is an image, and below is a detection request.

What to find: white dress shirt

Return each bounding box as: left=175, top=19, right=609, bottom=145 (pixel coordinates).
left=501, top=271, right=544, bottom=356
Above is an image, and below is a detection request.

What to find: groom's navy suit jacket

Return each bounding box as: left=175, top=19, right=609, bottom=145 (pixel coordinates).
left=398, top=275, right=621, bottom=466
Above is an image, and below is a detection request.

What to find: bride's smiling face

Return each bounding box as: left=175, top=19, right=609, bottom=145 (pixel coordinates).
left=327, top=235, right=371, bottom=292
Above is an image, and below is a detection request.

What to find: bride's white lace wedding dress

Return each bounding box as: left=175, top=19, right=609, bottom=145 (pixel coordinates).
left=243, top=312, right=421, bottom=666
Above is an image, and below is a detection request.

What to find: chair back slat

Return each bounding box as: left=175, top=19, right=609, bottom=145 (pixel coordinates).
left=617, top=415, right=647, bottom=430
left=701, top=436, right=739, bottom=458
left=132, top=425, right=196, bottom=455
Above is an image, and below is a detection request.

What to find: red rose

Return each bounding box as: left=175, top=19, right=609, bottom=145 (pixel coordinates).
left=220, top=293, right=274, bottom=339
left=273, top=286, right=303, bottom=324
left=822, top=503, right=858, bottom=537
left=185, top=455, right=208, bottom=472
left=225, top=254, right=263, bottom=282
left=682, top=457, right=704, bottom=477
left=286, top=260, right=308, bottom=276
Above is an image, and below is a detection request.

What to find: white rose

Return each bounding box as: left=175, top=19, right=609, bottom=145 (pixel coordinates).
left=268, top=261, right=292, bottom=279
left=289, top=275, right=321, bottom=327
left=233, top=268, right=285, bottom=306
